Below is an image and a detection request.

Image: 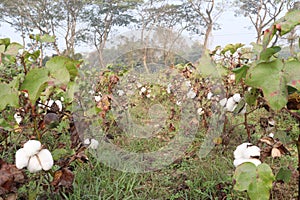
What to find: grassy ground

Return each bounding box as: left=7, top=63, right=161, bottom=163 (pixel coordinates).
left=63, top=107, right=298, bottom=200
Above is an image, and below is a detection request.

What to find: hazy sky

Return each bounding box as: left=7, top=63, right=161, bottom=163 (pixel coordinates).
left=0, top=10, right=258, bottom=53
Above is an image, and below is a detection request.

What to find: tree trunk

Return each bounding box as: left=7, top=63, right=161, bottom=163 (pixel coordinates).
left=203, top=24, right=212, bottom=49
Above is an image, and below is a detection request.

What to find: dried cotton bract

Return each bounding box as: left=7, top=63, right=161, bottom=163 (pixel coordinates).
left=15, top=140, right=54, bottom=173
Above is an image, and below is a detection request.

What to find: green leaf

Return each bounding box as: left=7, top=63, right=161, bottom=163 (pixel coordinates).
left=4, top=42, right=23, bottom=56
left=248, top=164, right=274, bottom=200
left=262, top=26, right=277, bottom=49
left=0, top=45, right=5, bottom=53
left=276, top=167, right=292, bottom=183
left=233, top=99, right=246, bottom=115
left=197, top=52, right=222, bottom=78
left=46, top=57, right=71, bottom=85
left=284, top=60, right=300, bottom=91
left=233, top=162, right=256, bottom=191
left=248, top=179, right=270, bottom=200
left=51, top=148, right=74, bottom=161
left=40, top=34, right=56, bottom=43
left=275, top=10, right=300, bottom=36
left=46, top=56, right=79, bottom=83
left=0, top=83, right=19, bottom=110
left=245, top=88, right=259, bottom=106
left=232, top=65, right=249, bottom=83
left=20, top=68, right=50, bottom=104
left=245, top=59, right=287, bottom=110
left=0, top=38, right=10, bottom=47
left=221, top=43, right=244, bottom=54
left=259, top=46, right=281, bottom=62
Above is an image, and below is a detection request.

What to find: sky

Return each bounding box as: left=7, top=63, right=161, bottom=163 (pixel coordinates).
left=0, top=10, right=258, bottom=53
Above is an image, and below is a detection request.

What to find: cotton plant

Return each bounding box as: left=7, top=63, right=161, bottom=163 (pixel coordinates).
left=15, top=140, right=54, bottom=173
left=233, top=143, right=261, bottom=167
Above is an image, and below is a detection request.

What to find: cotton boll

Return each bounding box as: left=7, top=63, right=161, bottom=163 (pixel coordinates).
left=54, top=100, right=63, bottom=112
left=232, top=93, right=241, bottom=103
left=27, top=155, right=43, bottom=173
left=234, top=158, right=261, bottom=167
left=37, top=149, right=54, bottom=171
left=185, top=81, right=191, bottom=88
left=219, top=98, right=227, bottom=107
left=47, top=99, right=54, bottom=108
left=234, top=143, right=252, bottom=159
left=94, top=95, right=102, bottom=102
left=187, top=89, right=196, bottom=99
left=239, top=104, right=247, bottom=115
left=14, top=113, right=23, bottom=124
left=15, top=148, right=30, bottom=169
left=207, top=92, right=213, bottom=100
left=141, top=87, right=147, bottom=93
left=225, top=97, right=237, bottom=112
left=117, top=90, right=125, bottom=96
left=242, top=145, right=260, bottom=159
left=23, top=140, right=41, bottom=157
left=197, top=108, right=204, bottom=116
left=84, top=138, right=91, bottom=145
left=167, top=83, right=172, bottom=94
left=90, top=139, right=99, bottom=149
left=268, top=133, right=274, bottom=138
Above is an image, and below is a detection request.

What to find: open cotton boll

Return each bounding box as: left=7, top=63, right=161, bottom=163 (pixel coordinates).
left=234, top=143, right=252, bottom=159
left=242, top=145, right=260, bottom=159
left=23, top=140, right=42, bottom=157
left=225, top=97, right=237, bottom=112
left=90, top=139, right=99, bottom=149
left=232, top=93, right=241, bottom=103
left=207, top=92, right=213, bottom=100
left=27, top=155, right=43, bottom=173
left=54, top=100, right=63, bottom=112
left=219, top=98, right=227, bottom=107
left=14, top=113, right=23, bottom=124
left=187, top=89, right=196, bottom=99
left=233, top=158, right=261, bottom=167
left=15, top=148, right=30, bottom=169
left=84, top=138, right=99, bottom=149
left=37, top=149, right=54, bottom=171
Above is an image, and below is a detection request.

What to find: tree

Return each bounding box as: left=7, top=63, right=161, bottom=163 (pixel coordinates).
left=80, top=0, right=142, bottom=68
left=234, top=0, right=292, bottom=44
left=0, top=0, right=86, bottom=58
left=186, top=0, right=226, bottom=49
